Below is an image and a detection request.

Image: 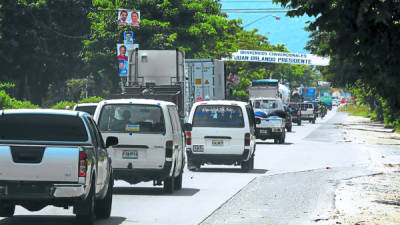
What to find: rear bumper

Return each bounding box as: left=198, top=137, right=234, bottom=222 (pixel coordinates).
left=113, top=162, right=172, bottom=184
left=256, top=128, right=283, bottom=139
left=0, top=182, right=86, bottom=200
left=300, top=115, right=315, bottom=120
left=187, top=149, right=250, bottom=165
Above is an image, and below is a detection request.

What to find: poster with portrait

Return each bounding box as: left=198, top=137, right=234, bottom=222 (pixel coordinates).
left=116, top=43, right=139, bottom=77
left=118, top=59, right=128, bottom=76
left=117, top=9, right=141, bottom=27
left=124, top=31, right=134, bottom=44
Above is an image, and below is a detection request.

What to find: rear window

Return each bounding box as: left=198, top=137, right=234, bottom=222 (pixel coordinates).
left=0, top=114, right=88, bottom=142
left=75, top=105, right=97, bottom=116
left=299, top=104, right=313, bottom=110
left=97, top=104, right=165, bottom=133
left=252, top=99, right=278, bottom=110
left=192, top=105, right=244, bottom=128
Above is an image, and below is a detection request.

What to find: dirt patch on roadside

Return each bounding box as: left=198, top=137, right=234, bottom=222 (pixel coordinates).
left=330, top=115, right=400, bottom=224
left=333, top=170, right=400, bottom=225
left=337, top=116, right=400, bottom=146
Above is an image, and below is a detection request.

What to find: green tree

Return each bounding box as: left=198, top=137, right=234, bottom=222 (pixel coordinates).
left=0, top=0, right=91, bottom=105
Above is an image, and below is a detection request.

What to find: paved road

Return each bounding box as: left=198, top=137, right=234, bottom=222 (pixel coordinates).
left=2, top=108, right=397, bottom=225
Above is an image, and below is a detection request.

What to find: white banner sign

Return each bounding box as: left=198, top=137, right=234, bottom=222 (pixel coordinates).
left=223, top=50, right=330, bottom=66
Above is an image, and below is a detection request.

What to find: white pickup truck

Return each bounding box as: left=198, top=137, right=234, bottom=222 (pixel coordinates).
left=0, top=109, right=118, bottom=225
left=251, top=98, right=286, bottom=144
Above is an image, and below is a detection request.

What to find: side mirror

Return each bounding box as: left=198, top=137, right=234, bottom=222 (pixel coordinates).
left=106, top=136, right=119, bottom=148
left=183, top=123, right=192, bottom=131
left=255, top=118, right=261, bottom=124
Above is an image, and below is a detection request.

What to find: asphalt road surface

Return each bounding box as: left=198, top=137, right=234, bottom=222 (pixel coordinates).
left=2, top=108, right=398, bottom=225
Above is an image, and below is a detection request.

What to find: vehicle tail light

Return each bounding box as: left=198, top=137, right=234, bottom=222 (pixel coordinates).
left=79, top=150, right=88, bottom=177
left=166, top=140, right=173, bottom=158
left=244, top=133, right=250, bottom=147
left=297, top=111, right=300, bottom=115
left=186, top=131, right=191, bottom=145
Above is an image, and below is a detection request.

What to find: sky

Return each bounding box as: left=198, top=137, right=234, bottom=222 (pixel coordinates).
left=220, top=0, right=315, bottom=54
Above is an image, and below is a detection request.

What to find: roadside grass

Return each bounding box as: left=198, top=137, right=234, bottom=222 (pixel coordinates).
left=338, top=104, right=371, bottom=117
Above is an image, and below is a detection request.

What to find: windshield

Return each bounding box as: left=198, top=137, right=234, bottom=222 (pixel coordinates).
left=98, top=104, right=165, bottom=133
left=192, top=105, right=244, bottom=128
left=252, top=100, right=278, bottom=110
left=0, top=114, right=88, bottom=142
left=75, top=105, right=97, bottom=116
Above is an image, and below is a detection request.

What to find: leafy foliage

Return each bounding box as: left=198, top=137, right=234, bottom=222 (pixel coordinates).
left=274, top=0, right=400, bottom=125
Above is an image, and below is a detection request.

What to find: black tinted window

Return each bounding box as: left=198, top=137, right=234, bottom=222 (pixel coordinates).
left=98, top=104, right=165, bottom=133
left=0, top=114, right=88, bottom=142
left=192, top=105, right=244, bottom=128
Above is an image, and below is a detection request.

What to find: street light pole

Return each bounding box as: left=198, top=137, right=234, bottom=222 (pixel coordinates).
left=243, top=14, right=280, bottom=28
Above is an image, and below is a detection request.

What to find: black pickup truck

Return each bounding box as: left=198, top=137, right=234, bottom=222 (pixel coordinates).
left=0, top=109, right=118, bottom=225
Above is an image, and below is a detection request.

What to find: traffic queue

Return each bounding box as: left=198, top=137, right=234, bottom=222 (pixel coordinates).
left=0, top=80, right=336, bottom=224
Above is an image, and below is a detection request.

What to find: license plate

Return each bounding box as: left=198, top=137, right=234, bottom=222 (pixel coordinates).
left=260, top=129, right=269, bottom=134
left=212, top=140, right=224, bottom=146
left=122, top=150, right=138, bottom=159
left=193, top=145, right=204, bottom=152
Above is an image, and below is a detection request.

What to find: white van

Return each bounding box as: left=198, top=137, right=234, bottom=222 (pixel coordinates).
left=93, top=99, right=185, bottom=193
left=184, top=100, right=256, bottom=171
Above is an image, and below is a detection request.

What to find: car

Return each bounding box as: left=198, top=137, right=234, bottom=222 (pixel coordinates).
left=93, top=99, right=185, bottom=193
left=299, top=102, right=317, bottom=123
left=287, top=102, right=301, bottom=126
left=184, top=100, right=256, bottom=171
left=0, top=109, right=118, bottom=225
left=73, top=103, right=99, bottom=116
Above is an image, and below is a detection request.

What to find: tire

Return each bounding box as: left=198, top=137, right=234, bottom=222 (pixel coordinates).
left=174, top=171, right=183, bottom=191
left=241, top=155, right=254, bottom=171
left=187, top=159, right=200, bottom=171
left=287, top=126, right=292, bottom=132
left=76, top=180, right=96, bottom=225
left=274, top=138, right=279, bottom=144
left=312, top=119, right=316, bottom=124
left=0, top=202, right=15, bottom=217
left=163, top=176, right=175, bottom=194
left=298, top=120, right=301, bottom=126
left=95, top=172, right=113, bottom=219
left=280, top=131, right=285, bottom=144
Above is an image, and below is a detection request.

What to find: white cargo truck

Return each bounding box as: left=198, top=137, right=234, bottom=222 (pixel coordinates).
left=184, top=59, right=225, bottom=114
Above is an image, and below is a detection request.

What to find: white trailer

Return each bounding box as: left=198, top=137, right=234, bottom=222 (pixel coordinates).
left=184, top=59, right=225, bottom=112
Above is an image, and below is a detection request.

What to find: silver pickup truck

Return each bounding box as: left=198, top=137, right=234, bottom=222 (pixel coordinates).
left=0, top=109, right=118, bottom=225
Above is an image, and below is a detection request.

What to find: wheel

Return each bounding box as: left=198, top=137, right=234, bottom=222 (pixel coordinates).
left=312, top=119, right=316, bottom=124
left=187, top=159, right=200, bottom=171
left=287, top=126, right=292, bottom=132
left=163, top=176, right=175, bottom=193
left=241, top=155, right=254, bottom=171
left=279, top=131, right=285, bottom=144
left=95, top=172, right=113, bottom=219
left=298, top=120, right=301, bottom=126
left=174, top=169, right=183, bottom=191
left=76, top=180, right=96, bottom=225
left=274, top=138, right=279, bottom=144
left=0, top=202, right=15, bottom=217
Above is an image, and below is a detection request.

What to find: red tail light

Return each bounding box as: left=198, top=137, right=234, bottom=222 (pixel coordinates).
left=297, top=111, right=300, bottom=115
left=166, top=140, right=173, bottom=158
left=244, top=133, right=250, bottom=147
left=79, top=150, right=87, bottom=177
left=186, top=131, right=191, bottom=145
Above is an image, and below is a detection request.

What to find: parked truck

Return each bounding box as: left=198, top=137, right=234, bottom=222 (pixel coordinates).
left=112, top=49, right=186, bottom=120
